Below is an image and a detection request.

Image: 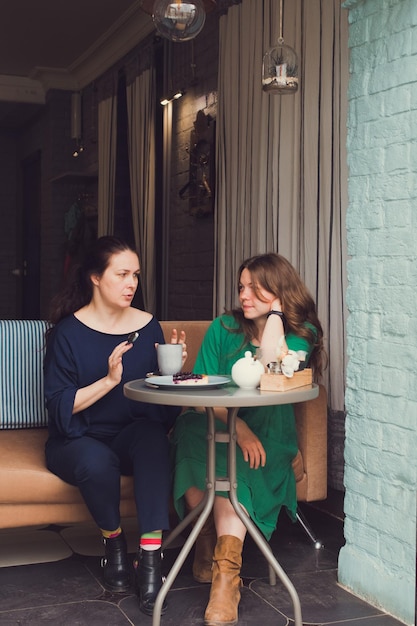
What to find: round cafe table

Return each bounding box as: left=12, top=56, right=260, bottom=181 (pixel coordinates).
left=124, top=378, right=319, bottom=626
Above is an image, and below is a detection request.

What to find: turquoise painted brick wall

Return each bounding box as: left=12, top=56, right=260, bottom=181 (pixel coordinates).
left=339, top=0, right=417, bottom=624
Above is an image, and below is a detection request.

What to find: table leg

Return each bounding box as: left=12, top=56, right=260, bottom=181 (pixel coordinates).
left=226, top=407, right=303, bottom=626
left=152, top=407, right=217, bottom=626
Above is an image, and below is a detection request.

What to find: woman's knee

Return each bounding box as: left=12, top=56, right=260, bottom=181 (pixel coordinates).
left=185, top=486, right=205, bottom=509
left=48, top=437, right=119, bottom=484
left=77, top=446, right=119, bottom=483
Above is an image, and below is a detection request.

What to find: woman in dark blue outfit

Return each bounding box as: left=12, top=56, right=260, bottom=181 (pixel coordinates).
left=44, top=236, right=186, bottom=615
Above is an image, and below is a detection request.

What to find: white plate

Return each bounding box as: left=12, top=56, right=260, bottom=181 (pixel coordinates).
left=145, top=375, right=231, bottom=390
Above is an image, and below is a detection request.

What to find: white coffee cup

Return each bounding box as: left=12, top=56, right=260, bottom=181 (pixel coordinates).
left=157, top=344, right=183, bottom=376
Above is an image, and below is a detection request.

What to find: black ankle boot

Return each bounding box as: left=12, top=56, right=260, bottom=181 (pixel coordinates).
left=101, top=531, right=131, bottom=593
left=134, top=548, right=167, bottom=615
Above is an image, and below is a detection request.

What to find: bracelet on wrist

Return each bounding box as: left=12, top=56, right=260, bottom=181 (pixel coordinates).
left=267, top=310, right=287, bottom=330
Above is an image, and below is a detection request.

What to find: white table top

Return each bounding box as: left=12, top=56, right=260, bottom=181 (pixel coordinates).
left=124, top=378, right=319, bottom=408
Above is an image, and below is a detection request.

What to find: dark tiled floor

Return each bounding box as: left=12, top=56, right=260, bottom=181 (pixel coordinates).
left=0, top=494, right=406, bottom=626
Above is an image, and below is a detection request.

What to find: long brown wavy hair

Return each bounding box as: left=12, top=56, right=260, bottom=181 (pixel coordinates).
left=228, top=253, right=326, bottom=378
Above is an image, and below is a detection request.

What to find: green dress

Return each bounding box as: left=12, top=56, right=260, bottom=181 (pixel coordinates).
left=172, top=314, right=315, bottom=540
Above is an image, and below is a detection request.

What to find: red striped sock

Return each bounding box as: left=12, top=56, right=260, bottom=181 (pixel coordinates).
left=140, top=530, right=162, bottom=551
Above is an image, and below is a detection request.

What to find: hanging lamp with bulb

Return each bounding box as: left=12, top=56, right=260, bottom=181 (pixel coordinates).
left=150, top=0, right=207, bottom=42
left=262, top=0, right=299, bottom=94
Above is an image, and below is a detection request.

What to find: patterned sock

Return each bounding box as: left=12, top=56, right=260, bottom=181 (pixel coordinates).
left=140, top=530, right=162, bottom=551
left=101, top=526, right=122, bottom=539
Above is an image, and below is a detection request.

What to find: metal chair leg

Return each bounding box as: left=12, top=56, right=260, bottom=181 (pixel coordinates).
left=296, top=506, right=323, bottom=550
left=268, top=505, right=324, bottom=585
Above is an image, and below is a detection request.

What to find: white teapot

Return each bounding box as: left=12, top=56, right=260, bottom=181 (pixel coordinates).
left=231, top=351, right=265, bottom=389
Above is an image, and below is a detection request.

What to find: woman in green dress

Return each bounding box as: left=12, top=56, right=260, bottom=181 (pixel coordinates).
left=172, top=253, right=325, bottom=626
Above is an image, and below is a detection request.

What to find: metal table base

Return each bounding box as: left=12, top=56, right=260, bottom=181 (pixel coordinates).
left=152, top=406, right=303, bottom=626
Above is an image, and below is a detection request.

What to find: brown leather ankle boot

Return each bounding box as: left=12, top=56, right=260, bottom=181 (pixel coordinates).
left=192, top=512, right=216, bottom=583
left=204, top=535, right=243, bottom=626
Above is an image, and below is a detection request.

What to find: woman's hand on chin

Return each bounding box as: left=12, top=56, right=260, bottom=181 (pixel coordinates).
left=270, top=298, right=282, bottom=312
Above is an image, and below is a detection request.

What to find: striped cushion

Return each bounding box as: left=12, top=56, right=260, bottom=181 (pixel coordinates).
left=0, top=320, right=50, bottom=429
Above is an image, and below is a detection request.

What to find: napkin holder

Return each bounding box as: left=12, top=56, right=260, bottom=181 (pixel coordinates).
left=260, top=368, right=313, bottom=392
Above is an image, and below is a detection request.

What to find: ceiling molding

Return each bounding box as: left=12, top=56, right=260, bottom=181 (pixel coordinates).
left=30, top=68, right=79, bottom=92
left=0, top=75, right=45, bottom=104
left=33, top=3, right=154, bottom=92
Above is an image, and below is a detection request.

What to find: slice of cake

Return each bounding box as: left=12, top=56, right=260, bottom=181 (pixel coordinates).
left=173, top=372, right=209, bottom=385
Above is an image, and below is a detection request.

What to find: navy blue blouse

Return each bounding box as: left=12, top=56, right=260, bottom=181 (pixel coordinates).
left=44, top=314, right=179, bottom=439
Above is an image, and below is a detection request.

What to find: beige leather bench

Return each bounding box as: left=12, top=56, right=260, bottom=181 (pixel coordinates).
left=0, top=320, right=327, bottom=533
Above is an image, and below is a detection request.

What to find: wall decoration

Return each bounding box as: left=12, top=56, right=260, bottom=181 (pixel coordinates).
left=179, top=110, right=215, bottom=217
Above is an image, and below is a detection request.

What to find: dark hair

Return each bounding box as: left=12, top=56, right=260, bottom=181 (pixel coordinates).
left=48, top=236, right=138, bottom=326
left=227, top=252, right=326, bottom=378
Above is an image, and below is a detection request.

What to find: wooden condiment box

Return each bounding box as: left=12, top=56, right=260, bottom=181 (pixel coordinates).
left=260, top=368, right=313, bottom=391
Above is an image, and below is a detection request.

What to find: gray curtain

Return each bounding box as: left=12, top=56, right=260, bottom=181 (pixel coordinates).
left=126, top=67, right=157, bottom=314
left=97, top=93, right=118, bottom=236
left=215, top=0, right=348, bottom=411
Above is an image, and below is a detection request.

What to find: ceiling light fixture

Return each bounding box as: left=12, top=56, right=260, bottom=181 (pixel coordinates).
left=72, top=143, right=85, bottom=158
left=160, top=89, right=185, bottom=106
left=262, top=0, right=299, bottom=95
left=139, top=1, right=217, bottom=41
left=151, top=0, right=206, bottom=42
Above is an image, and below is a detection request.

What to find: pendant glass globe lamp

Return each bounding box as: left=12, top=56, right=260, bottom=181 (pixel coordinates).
left=262, top=0, right=299, bottom=94
left=152, top=0, right=206, bottom=42
left=262, top=39, right=299, bottom=94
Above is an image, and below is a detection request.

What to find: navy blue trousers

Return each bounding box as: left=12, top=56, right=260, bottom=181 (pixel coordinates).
left=45, top=419, right=171, bottom=533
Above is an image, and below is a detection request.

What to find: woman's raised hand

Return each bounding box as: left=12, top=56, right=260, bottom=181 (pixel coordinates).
left=73, top=340, right=133, bottom=414
left=170, top=329, right=187, bottom=368
left=107, top=341, right=134, bottom=386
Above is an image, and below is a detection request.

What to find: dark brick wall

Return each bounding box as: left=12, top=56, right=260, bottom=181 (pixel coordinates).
left=166, top=12, right=219, bottom=320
